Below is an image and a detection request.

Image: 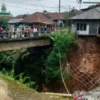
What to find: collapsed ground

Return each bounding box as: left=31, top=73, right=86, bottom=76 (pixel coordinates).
left=67, top=36, right=100, bottom=93
left=1, top=35, right=100, bottom=95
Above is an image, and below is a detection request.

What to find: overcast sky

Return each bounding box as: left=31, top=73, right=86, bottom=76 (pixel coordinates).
left=0, top=0, right=99, bottom=16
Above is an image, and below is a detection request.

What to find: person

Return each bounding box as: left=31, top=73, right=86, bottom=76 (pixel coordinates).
left=24, top=27, right=28, bottom=38
left=44, top=26, right=47, bottom=33
left=40, top=27, right=44, bottom=33
left=33, top=27, right=38, bottom=38
left=0, top=26, right=3, bottom=38
left=21, top=26, right=25, bottom=38
left=28, top=26, right=32, bottom=37
left=16, top=27, right=21, bottom=38
left=8, top=26, right=14, bottom=38
left=47, top=26, right=50, bottom=33
left=0, top=26, right=3, bottom=33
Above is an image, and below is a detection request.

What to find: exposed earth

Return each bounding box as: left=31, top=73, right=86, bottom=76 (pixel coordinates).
left=67, top=36, right=100, bottom=93
left=47, top=36, right=100, bottom=95
left=0, top=76, right=73, bottom=100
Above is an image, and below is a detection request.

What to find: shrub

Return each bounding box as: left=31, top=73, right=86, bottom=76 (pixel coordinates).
left=46, top=32, right=77, bottom=82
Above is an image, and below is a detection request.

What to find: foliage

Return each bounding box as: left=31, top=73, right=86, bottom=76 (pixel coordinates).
left=13, top=47, right=52, bottom=91
left=0, top=18, right=9, bottom=28
left=42, top=10, right=51, bottom=19
left=0, top=68, right=35, bottom=87
left=63, top=71, right=71, bottom=80
left=0, top=49, right=36, bottom=87
left=0, top=49, right=27, bottom=71
left=46, top=32, right=77, bottom=82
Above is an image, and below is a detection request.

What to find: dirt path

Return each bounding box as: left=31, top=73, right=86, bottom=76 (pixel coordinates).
left=0, top=78, right=13, bottom=100
left=0, top=76, right=73, bottom=100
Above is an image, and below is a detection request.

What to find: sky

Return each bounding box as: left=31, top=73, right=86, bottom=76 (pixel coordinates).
left=0, top=0, right=99, bottom=16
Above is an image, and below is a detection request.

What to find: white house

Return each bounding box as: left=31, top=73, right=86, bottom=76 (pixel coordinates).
left=70, top=7, right=100, bottom=35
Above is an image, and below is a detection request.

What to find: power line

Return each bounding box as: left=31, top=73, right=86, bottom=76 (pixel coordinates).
left=5, top=0, right=58, bottom=9
left=0, top=0, right=75, bottom=11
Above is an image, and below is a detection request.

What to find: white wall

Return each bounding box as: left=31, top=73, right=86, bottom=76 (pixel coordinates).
left=71, top=22, right=89, bottom=35
left=77, top=24, right=89, bottom=35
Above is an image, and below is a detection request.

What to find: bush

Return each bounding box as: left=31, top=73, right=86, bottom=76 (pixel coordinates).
left=46, top=32, right=77, bottom=82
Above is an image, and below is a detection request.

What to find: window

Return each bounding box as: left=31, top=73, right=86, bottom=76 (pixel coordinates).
left=77, top=23, right=87, bottom=31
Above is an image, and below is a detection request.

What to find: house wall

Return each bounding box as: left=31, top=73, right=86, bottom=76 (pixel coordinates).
left=71, top=20, right=99, bottom=35
left=89, top=21, right=98, bottom=35
left=71, top=21, right=89, bottom=35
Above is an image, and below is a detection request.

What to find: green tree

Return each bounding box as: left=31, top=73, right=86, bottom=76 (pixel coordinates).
left=0, top=18, right=9, bottom=28
left=46, top=32, right=77, bottom=82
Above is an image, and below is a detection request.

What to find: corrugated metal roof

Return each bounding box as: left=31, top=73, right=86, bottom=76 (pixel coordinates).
left=71, top=7, right=100, bottom=20
left=8, top=18, right=23, bottom=24
left=95, top=7, right=100, bottom=11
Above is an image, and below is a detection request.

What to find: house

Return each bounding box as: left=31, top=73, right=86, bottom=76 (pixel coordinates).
left=8, top=14, right=29, bottom=25
left=70, top=7, right=100, bottom=35
left=8, top=18, right=23, bottom=25
left=43, top=11, right=66, bottom=27
left=21, top=12, right=53, bottom=29
left=22, top=12, right=53, bottom=25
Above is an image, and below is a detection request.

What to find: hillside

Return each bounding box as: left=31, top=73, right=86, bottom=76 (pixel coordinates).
left=0, top=76, right=73, bottom=100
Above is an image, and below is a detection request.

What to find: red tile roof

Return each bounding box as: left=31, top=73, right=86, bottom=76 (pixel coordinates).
left=22, top=12, right=53, bottom=25
left=48, top=12, right=65, bottom=20
left=71, top=9, right=84, bottom=15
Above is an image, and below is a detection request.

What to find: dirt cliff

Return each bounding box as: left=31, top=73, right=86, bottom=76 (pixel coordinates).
left=47, top=36, right=100, bottom=94
left=67, top=36, right=100, bottom=92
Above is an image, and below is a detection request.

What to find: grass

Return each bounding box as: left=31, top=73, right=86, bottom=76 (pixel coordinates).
left=0, top=74, right=73, bottom=100
left=0, top=68, right=35, bottom=88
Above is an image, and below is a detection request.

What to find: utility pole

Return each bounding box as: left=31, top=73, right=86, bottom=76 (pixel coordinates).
left=59, top=0, right=61, bottom=15
left=58, top=0, right=61, bottom=27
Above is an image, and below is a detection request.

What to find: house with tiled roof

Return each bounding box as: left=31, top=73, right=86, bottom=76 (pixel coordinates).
left=70, top=7, right=100, bottom=35
left=42, top=11, right=66, bottom=27
left=22, top=12, right=53, bottom=25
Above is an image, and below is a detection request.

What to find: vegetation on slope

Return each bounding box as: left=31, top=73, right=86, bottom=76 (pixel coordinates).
left=46, top=32, right=77, bottom=82
left=0, top=32, right=77, bottom=92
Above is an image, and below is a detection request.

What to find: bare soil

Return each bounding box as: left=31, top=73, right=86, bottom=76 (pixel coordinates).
left=67, top=36, right=100, bottom=92
left=47, top=36, right=100, bottom=94
left=0, top=78, right=13, bottom=100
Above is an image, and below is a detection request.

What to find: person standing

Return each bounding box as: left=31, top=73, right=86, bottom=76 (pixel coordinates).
left=33, top=27, right=38, bottom=38
left=16, top=27, right=20, bottom=38
left=28, top=26, right=32, bottom=37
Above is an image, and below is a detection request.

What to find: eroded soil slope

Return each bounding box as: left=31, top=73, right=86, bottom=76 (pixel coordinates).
left=47, top=36, right=100, bottom=94
left=67, top=36, right=100, bottom=92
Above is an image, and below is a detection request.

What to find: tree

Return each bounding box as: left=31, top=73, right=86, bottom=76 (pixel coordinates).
left=0, top=18, right=9, bottom=29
